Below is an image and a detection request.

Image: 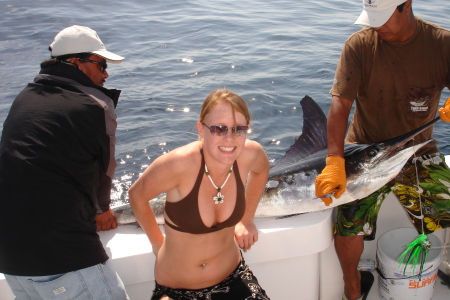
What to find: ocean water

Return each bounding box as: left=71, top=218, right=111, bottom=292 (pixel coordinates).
left=0, top=0, right=449, bottom=205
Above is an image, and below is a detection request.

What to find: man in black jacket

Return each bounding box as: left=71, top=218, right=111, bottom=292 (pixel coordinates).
left=0, top=25, right=129, bottom=299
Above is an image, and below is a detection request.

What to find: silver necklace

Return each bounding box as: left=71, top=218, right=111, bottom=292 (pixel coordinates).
left=204, top=164, right=233, bottom=204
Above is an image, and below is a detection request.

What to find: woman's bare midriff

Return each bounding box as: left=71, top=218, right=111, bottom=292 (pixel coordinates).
left=154, top=225, right=241, bottom=289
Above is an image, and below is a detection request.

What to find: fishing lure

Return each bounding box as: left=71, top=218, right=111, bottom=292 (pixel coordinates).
left=397, top=233, right=431, bottom=279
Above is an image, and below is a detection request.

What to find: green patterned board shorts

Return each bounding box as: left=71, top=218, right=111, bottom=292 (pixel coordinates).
left=335, top=153, right=450, bottom=241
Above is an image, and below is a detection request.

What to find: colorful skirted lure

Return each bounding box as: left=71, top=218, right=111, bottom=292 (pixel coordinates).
left=397, top=233, right=431, bottom=279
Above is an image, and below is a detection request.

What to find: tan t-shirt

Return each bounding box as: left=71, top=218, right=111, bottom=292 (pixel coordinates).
left=330, top=18, right=450, bottom=154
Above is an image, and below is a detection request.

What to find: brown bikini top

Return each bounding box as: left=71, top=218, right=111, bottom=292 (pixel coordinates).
left=164, top=149, right=245, bottom=234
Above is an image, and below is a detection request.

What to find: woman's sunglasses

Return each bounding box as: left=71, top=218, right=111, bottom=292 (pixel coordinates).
left=202, top=123, right=249, bottom=136
left=78, top=58, right=108, bottom=73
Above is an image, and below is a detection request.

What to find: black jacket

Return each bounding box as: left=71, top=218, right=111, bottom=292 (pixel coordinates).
left=0, top=60, right=120, bottom=276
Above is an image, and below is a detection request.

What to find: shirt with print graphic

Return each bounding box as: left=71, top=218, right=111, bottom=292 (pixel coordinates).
left=330, top=17, right=450, bottom=155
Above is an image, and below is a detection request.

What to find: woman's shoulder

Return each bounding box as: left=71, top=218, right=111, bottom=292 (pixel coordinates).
left=162, top=141, right=202, bottom=169
left=243, top=139, right=264, bottom=152
left=171, top=141, right=202, bottom=156
left=239, top=139, right=267, bottom=164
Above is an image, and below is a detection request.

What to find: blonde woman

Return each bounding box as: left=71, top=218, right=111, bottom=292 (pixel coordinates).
left=129, top=89, right=270, bottom=299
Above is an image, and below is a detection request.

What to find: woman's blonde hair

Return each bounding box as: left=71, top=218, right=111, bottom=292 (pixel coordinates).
left=199, top=89, right=250, bottom=125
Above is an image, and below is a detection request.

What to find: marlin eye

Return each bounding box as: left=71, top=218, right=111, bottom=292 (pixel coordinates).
left=368, top=149, right=377, bottom=157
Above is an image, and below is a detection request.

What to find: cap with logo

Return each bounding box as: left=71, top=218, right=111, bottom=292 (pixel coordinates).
left=355, top=0, right=407, bottom=27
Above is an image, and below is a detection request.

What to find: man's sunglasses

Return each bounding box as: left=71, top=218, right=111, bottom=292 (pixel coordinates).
left=78, top=58, right=107, bottom=73
left=202, top=123, right=249, bottom=136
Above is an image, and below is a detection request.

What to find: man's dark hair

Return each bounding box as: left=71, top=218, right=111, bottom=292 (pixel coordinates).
left=47, top=47, right=91, bottom=61
left=397, top=2, right=407, bottom=12
left=41, top=51, right=92, bottom=68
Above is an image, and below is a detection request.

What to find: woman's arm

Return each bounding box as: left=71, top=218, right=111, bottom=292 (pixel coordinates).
left=128, top=149, right=187, bottom=255
left=235, top=140, right=270, bottom=252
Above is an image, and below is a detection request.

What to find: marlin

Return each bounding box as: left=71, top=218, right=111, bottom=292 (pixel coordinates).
left=113, top=96, right=438, bottom=225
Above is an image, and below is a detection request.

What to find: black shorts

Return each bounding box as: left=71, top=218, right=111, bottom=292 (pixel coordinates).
left=150, top=257, right=269, bottom=300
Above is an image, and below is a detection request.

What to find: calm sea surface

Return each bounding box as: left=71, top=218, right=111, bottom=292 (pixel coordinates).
left=1, top=0, right=449, bottom=205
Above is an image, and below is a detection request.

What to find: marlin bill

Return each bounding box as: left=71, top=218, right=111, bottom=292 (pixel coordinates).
left=113, top=96, right=436, bottom=225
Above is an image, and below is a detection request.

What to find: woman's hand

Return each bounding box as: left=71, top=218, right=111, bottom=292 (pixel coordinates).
left=235, top=221, right=258, bottom=252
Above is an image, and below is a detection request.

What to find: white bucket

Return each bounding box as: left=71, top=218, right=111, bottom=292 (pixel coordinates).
left=376, top=228, right=443, bottom=300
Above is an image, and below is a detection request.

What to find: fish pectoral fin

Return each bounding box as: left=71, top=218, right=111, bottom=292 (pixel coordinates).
left=316, top=188, right=339, bottom=199
left=316, top=188, right=341, bottom=206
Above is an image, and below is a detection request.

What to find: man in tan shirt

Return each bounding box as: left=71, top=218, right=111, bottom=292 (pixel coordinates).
left=315, top=1, right=450, bottom=299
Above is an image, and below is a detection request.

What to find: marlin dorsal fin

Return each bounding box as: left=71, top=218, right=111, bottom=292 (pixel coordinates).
left=272, top=95, right=327, bottom=169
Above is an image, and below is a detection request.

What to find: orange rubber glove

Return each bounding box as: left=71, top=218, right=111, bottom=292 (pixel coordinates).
left=315, top=156, right=346, bottom=206
left=439, top=97, right=450, bottom=122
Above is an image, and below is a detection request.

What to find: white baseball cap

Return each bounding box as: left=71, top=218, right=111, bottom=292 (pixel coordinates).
left=50, top=25, right=124, bottom=63
left=355, top=0, right=407, bottom=27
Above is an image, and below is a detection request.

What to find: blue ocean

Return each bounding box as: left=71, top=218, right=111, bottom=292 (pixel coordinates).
left=1, top=0, right=449, bottom=205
